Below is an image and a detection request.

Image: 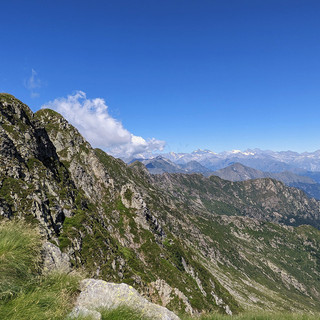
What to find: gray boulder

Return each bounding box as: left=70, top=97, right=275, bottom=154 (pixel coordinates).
left=70, top=306, right=101, bottom=320
left=70, top=279, right=180, bottom=320
left=42, top=241, right=71, bottom=274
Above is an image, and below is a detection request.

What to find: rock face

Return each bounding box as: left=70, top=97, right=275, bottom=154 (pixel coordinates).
left=71, top=279, right=180, bottom=320
left=0, top=94, right=76, bottom=237
left=42, top=241, right=71, bottom=274
left=2, top=93, right=320, bottom=314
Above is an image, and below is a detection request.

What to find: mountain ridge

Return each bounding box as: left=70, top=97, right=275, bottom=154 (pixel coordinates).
left=2, top=93, right=320, bottom=315
left=135, top=148, right=320, bottom=173
left=212, top=162, right=320, bottom=200
left=135, top=157, right=320, bottom=200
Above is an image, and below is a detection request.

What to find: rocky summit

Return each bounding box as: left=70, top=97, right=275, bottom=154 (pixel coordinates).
left=1, top=93, right=320, bottom=315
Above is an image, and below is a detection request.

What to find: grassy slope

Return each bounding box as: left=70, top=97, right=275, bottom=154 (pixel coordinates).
left=204, top=219, right=320, bottom=311
left=0, top=220, right=81, bottom=320
left=0, top=211, right=319, bottom=320
left=2, top=97, right=320, bottom=316
left=182, top=313, right=320, bottom=320
left=150, top=173, right=320, bottom=312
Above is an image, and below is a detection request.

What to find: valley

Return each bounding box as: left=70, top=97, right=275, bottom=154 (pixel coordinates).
left=1, top=94, right=320, bottom=319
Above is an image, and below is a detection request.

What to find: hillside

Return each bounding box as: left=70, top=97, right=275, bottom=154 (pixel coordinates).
left=212, top=163, right=320, bottom=199
left=136, top=156, right=187, bottom=174
left=213, top=163, right=267, bottom=181
left=135, top=157, right=211, bottom=175
left=1, top=93, right=320, bottom=315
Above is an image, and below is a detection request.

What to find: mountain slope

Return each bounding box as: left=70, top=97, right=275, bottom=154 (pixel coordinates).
left=0, top=94, right=238, bottom=315
left=179, top=160, right=212, bottom=174
left=212, top=163, right=320, bottom=199
left=2, top=93, right=320, bottom=314
left=136, top=156, right=187, bottom=174
left=151, top=173, right=320, bottom=229
left=213, top=163, right=267, bottom=181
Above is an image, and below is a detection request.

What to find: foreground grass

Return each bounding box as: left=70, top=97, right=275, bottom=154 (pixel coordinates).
left=0, top=220, right=81, bottom=320
left=100, top=306, right=152, bottom=320
left=73, top=308, right=320, bottom=320
left=0, top=219, right=41, bottom=300
left=181, top=312, right=320, bottom=320
left=1, top=220, right=320, bottom=320
left=0, top=272, right=81, bottom=320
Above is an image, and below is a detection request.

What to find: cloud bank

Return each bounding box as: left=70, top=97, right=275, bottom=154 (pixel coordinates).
left=41, top=91, right=165, bottom=158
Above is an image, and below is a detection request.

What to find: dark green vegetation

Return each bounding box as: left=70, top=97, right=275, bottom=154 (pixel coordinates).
left=0, top=220, right=81, bottom=320
left=1, top=94, right=320, bottom=316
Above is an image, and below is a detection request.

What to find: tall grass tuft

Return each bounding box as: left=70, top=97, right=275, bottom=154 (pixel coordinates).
left=100, top=306, right=152, bottom=320
left=0, top=219, right=81, bottom=320
left=0, top=272, right=81, bottom=320
left=0, top=219, right=42, bottom=300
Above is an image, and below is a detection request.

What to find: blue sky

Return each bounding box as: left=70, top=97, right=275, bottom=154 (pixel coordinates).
left=1, top=0, right=320, bottom=156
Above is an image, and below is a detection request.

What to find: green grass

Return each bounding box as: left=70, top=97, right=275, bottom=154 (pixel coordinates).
left=1, top=220, right=320, bottom=320
left=0, top=219, right=82, bottom=320
left=65, top=306, right=153, bottom=320
left=181, top=312, right=320, bottom=320
left=0, top=219, right=42, bottom=300
left=0, top=272, right=81, bottom=320
left=100, top=306, right=152, bottom=320
left=69, top=308, right=320, bottom=320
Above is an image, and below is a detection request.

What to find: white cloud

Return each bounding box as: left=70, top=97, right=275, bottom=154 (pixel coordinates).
left=41, top=91, right=165, bottom=158
left=24, top=69, right=41, bottom=98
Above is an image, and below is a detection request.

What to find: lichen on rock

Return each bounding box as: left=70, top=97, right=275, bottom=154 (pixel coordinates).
left=70, top=279, right=180, bottom=320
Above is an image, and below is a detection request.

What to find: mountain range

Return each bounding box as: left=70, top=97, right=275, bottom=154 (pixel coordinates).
left=2, top=93, right=320, bottom=316
left=133, top=156, right=320, bottom=200
left=131, top=148, right=320, bottom=177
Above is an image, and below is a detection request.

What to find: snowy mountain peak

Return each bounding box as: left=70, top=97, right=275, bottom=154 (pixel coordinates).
left=227, top=150, right=255, bottom=156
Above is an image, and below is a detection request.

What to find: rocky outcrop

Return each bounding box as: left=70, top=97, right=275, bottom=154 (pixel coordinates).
left=0, top=94, right=76, bottom=237
left=35, top=109, right=114, bottom=202
left=42, top=241, right=71, bottom=274
left=70, top=279, right=180, bottom=320
left=149, top=279, right=193, bottom=314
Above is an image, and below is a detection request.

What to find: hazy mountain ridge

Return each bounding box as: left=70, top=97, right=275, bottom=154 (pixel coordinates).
left=136, top=157, right=320, bottom=200
left=212, top=163, right=320, bottom=200
left=137, top=149, right=320, bottom=173
left=2, top=94, right=320, bottom=314
left=133, top=156, right=211, bottom=175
